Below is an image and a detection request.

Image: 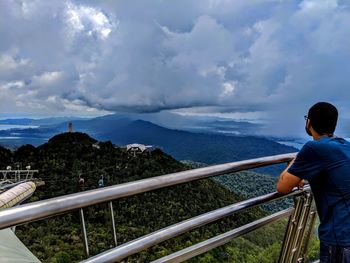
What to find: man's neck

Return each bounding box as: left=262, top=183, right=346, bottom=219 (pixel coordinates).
left=313, top=134, right=334, bottom=141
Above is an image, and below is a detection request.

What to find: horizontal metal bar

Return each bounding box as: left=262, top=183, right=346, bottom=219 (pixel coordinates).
left=80, top=187, right=308, bottom=263
left=152, top=208, right=294, bottom=263
left=0, top=170, right=39, bottom=173
left=0, top=153, right=296, bottom=230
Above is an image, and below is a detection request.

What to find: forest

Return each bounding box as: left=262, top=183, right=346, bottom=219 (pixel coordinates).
left=0, top=132, right=319, bottom=262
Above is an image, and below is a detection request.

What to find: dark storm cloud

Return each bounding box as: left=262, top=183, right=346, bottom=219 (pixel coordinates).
left=1, top=0, right=350, bottom=135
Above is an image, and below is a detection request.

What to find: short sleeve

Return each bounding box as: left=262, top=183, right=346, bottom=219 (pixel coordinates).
left=288, top=143, right=324, bottom=181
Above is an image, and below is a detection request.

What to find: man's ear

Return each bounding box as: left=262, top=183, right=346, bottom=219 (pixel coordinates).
left=307, top=119, right=312, bottom=129
left=305, top=120, right=312, bottom=136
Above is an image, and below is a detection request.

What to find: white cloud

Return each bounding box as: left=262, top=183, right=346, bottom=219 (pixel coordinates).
left=0, top=81, right=25, bottom=91
left=1, top=0, right=350, bottom=135
left=0, top=53, right=30, bottom=72
left=32, top=71, right=63, bottom=86
left=221, top=82, right=235, bottom=96
left=65, top=2, right=115, bottom=40
left=299, top=0, right=338, bottom=11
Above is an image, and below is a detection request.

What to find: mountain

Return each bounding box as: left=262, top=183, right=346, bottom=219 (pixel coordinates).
left=97, top=119, right=296, bottom=175
left=45, top=117, right=297, bottom=167
left=0, top=112, right=260, bottom=135
left=0, top=132, right=298, bottom=262
left=0, top=118, right=35, bottom=125
left=0, top=117, right=297, bottom=175
left=52, top=111, right=262, bottom=135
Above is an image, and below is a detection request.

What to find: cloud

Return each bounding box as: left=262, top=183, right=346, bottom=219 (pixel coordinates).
left=1, top=0, right=350, bottom=135
left=32, top=71, right=63, bottom=86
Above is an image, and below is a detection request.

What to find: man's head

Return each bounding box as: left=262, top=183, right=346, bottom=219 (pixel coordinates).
left=305, top=102, right=338, bottom=137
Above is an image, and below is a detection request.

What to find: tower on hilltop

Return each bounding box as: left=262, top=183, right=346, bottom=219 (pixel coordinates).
left=68, top=122, right=73, bottom=133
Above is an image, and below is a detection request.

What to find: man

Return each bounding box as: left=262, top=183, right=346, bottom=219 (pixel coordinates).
left=277, top=102, right=350, bottom=262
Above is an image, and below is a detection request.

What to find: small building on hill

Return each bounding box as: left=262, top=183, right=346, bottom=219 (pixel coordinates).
left=92, top=142, right=101, bottom=149
left=68, top=122, right=73, bottom=133
left=126, top=143, right=157, bottom=156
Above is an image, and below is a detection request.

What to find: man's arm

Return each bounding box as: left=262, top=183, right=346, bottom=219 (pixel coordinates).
left=276, top=159, right=303, bottom=194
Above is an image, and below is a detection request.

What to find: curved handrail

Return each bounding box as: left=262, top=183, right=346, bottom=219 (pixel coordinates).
left=81, top=187, right=309, bottom=263
left=151, top=208, right=295, bottom=263
left=0, top=152, right=296, bottom=230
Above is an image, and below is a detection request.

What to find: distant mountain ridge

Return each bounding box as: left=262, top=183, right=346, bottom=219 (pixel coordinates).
left=96, top=119, right=296, bottom=175
left=0, top=116, right=297, bottom=175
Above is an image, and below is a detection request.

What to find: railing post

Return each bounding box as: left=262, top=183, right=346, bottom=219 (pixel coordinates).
left=298, top=209, right=317, bottom=263
left=79, top=208, right=89, bottom=257
left=279, top=195, right=305, bottom=263
left=291, top=193, right=313, bottom=262
left=279, top=193, right=314, bottom=263
left=109, top=201, right=118, bottom=246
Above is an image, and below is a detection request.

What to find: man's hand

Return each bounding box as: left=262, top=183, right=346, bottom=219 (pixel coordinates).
left=298, top=180, right=305, bottom=190
left=276, top=159, right=302, bottom=194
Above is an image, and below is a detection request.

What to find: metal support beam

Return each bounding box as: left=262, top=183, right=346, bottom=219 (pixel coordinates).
left=291, top=193, right=313, bottom=262
left=298, top=209, right=317, bottom=263
left=279, top=193, right=314, bottom=263
left=151, top=208, right=294, bottom=263
left=279, top=195, right=305, bottom=263
left=109, top=202, right=118, bottom=247
left=0, top=170, right=39, bottom=183
left=79, top=208, right=89, bottom=257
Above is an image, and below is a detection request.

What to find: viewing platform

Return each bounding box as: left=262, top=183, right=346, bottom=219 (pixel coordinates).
left=0, top=153, right=319, bottom=263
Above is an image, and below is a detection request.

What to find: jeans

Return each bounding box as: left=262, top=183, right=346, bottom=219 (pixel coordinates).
left=320, top=242, right=350, bottom=263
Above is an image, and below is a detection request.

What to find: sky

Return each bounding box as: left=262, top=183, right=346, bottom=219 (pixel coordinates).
left=1, top=0, right=350, bottom=136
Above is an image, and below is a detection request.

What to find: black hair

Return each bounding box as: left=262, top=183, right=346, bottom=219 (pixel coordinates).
left=308, top=102, right=338, bottom=135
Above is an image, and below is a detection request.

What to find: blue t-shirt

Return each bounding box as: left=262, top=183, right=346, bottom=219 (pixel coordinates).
left=288, top=137, right=350, bottom=246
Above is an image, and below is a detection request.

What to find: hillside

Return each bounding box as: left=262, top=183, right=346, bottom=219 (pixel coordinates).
left=214, top=171, right=293, bottom=213
left=183, top=161, right=292, bottom=213
left=0, top=146, right=12, bottom=165
left=0, top=132, right=300, bottom=262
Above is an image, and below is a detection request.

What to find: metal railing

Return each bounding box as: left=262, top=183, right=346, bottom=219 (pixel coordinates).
left=0, top=152, right=318, bottom=262
left=152, top=208, right=294, bottom=263
left=0, top=169, right=39, bottom=183
left=82, top=189, right=312, bottom=263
